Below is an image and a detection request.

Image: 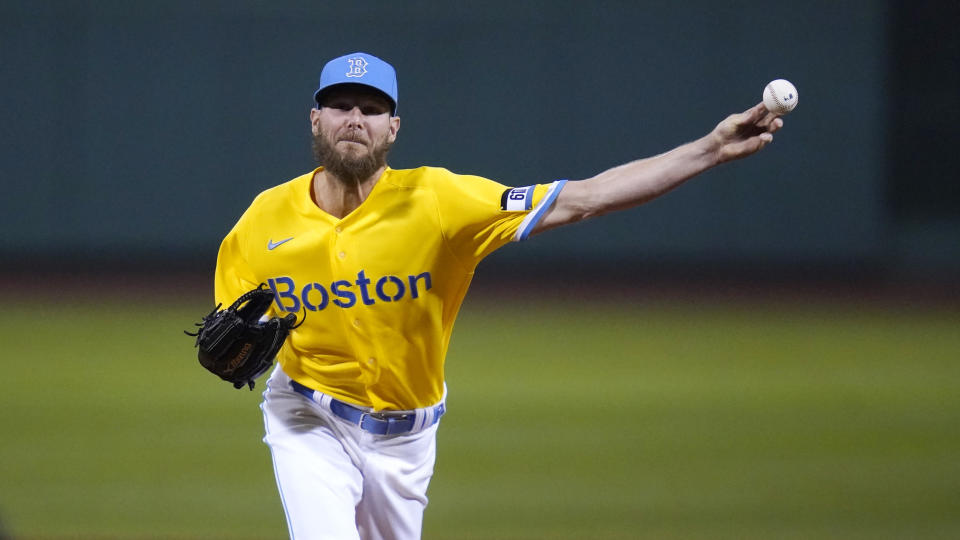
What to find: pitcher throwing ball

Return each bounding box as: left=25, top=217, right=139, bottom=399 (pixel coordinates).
left=201, top=51, right=785, bottom=539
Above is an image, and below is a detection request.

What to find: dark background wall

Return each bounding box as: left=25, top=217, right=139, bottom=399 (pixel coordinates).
left=2, top=1, right=957, bottom=283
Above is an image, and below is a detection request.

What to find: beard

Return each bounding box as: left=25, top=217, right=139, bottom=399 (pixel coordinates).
left=312, top=127, right=393, bottom=184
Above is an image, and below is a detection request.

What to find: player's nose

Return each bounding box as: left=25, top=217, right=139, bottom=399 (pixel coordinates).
left=346, top=106, right=364, bottom=124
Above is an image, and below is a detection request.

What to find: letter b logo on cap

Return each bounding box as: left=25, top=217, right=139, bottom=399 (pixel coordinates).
left=346, top=57, right=368, bottom=78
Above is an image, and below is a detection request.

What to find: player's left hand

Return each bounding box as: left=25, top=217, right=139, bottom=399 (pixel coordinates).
left=711, top=102, right=784, bottom=163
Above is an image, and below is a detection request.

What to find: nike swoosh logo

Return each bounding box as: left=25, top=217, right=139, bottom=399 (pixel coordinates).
left=268, top=237, right=294, bottom=250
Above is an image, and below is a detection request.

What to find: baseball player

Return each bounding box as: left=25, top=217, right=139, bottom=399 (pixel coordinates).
left=211, top=52, right=784, bottom=539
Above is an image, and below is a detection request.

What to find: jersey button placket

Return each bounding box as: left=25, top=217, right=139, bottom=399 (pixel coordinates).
left=333, top=224, right=346, bottom=260
left=331, top=225, right=362, bottom=342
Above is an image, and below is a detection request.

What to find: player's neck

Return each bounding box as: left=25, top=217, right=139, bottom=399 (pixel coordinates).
left=312, top=167, right=385, bottom=219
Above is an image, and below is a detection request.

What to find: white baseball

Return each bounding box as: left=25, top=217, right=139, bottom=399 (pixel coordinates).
left=763, top=79, right=798, bottom=114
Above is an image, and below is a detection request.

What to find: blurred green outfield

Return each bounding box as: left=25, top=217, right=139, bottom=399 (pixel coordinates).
left=1, top=289, right=958, bottom=539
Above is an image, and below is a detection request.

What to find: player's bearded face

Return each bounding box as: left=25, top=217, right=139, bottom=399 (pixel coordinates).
left=312, top=126, right=393, bottom=184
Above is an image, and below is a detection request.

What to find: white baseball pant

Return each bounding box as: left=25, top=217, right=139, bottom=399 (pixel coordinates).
left=261, top=366, right=439, bottom=540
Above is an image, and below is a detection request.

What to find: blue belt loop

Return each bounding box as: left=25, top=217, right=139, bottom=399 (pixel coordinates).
left=289, top=380, right=444, bottom=435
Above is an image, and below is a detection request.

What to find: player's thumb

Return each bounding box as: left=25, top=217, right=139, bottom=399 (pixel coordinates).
left=719, top=134, right=770, bottom=162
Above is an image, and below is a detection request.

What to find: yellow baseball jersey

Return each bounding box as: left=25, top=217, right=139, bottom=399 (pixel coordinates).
left=215, top=166, right=566, bottom=411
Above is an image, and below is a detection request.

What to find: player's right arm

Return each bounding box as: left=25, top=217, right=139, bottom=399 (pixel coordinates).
left=214, top=223, right=260, bottom=308
left=532, top=103, right=783, bottom=235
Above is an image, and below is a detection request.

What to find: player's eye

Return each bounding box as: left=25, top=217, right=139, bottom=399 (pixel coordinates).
left=360, top=105, right=388, bottom=116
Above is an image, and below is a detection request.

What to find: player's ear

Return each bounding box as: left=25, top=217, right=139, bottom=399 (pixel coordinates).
left=309, top=107, right=321, bottom=135
left=388, top=115, right=400, bottom=142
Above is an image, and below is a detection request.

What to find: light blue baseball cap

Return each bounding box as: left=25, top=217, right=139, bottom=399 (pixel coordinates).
left=313, top=52, right=398, bottom=115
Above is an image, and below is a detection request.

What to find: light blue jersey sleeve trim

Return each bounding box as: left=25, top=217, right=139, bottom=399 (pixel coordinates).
left=513, top=179, right=568, bottom=242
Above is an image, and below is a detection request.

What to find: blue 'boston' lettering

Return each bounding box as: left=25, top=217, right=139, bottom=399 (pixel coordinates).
left=269, top=276, right=301, bottom=313
left=268, top=270, right=433, bottom=312
left=331, top=280, right=356, bottom=308
left=356, top=270, right=375, bottom=306
left=408, top=272, right=431, bottom=299
left=376, top=275, right=405, bottom=302
left=301, top=282, right=329, bottom=311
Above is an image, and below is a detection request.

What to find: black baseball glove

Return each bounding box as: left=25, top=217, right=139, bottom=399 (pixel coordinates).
left=185, top=284, right=302, bottom=390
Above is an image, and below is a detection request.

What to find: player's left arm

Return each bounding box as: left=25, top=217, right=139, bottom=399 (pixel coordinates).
left=532, top=102, right=784, bottom=235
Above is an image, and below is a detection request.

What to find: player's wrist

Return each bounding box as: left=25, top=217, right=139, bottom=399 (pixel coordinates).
left=684, top=130, right=723, bottom=171
left=687, top=132, right=723, bottom=169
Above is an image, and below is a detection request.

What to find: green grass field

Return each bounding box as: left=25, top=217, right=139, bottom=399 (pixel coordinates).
left=2, top=291, right=958, bottom=539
